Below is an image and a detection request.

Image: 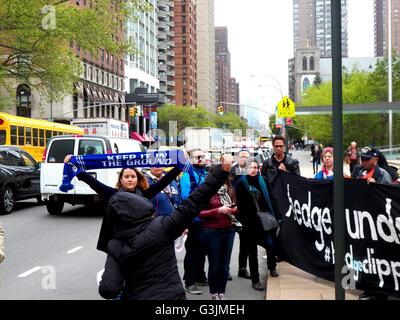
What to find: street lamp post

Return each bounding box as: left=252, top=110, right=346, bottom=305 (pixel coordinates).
left=251, top=74, right=289, bottom=152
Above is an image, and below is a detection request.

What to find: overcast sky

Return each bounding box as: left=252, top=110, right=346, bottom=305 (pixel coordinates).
left=214, top=0, right=374, bottom=126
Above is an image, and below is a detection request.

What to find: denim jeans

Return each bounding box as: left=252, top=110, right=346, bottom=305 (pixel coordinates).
left=204, top=227, right=235, bottom=294
left=183, top=222, right=208, bottom=286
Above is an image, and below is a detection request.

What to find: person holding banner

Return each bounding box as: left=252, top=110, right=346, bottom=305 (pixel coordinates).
left=235, top=160, right=280, bottom=291
left=261, top=135, right=300, bottom=182
left=314, top=147, right=334, bottom=180
left=98, top=155, right=234, bottom=300
left=351, top=147, right=392, bottom=185
left=63, top=151, right=189, bottom=253
left=351, top=146, right=391, bottom=300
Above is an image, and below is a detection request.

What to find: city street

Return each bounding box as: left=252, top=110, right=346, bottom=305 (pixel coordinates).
left=0, top=151, right=355, bottom=300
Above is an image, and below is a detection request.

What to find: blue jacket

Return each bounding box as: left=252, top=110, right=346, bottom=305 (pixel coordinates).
left=146, top=174, right=180, bottom=217
left=179, top=167, right=207, bottom=223
left=314, top=170, right=334, bottom=180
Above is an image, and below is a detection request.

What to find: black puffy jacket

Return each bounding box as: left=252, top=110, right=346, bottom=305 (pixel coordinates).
left=98, top=165, right=229, bottom=300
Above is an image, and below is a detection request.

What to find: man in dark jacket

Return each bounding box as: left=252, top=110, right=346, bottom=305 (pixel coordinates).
left=98, top=155, right=233, bottom=300
left=351, top=146, right=391, bottom=300
left=261, top=135, right=300, bottom=181
left=351, top=146, right=392, bottom=184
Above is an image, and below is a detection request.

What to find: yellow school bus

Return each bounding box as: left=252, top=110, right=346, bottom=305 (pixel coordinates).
left=0, top=112, right=84, bottom=162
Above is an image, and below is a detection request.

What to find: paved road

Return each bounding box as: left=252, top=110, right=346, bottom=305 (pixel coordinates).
left=0, top=202, right=104, bottom=300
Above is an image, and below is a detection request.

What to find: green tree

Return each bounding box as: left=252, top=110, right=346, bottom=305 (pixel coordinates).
left=157, top=105, right=215, bottom=134
left=157, top=105, right=249, bottom=144
left=313, top=72, right=322, bottom=88
left=297, top=64, right=400, bottom=147
left=0, top=0, right=150, bottom=103
left=215, top=112, right=248, bottom=132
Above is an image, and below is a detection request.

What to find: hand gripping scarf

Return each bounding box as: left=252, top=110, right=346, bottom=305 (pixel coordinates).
left=59, top=149, right=191, bottom=192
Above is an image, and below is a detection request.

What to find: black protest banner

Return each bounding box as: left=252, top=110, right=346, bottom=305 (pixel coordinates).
left=272, top=173, right=335, bottom=280
left=272, top=172, right=400, bottom=296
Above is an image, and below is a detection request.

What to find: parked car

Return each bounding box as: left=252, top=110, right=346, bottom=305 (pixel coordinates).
left=40, top=135, right=145, bottom=215
left=0, top=146, right=41, bottom=214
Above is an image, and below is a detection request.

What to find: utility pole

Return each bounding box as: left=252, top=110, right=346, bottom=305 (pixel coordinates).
left=388, top=0, right=393, bottom=155
left=331, top=0, right=345, bottom=300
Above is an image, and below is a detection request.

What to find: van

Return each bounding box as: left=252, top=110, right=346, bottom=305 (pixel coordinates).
left=40, top=135, right=145, bottom=215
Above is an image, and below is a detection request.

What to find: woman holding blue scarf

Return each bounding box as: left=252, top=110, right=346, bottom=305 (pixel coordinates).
left=235, top=160, right=280, bottom=291
left=63, top=154, right=187, bottom=253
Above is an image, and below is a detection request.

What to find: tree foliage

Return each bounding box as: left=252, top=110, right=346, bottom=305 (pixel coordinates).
left=295, top=61, right=400, bottom=147
left=157, top=105, right=249, bottom=141
left=0, top=0, right=150, bottom=102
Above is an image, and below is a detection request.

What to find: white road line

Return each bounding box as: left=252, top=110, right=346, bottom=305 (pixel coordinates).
left=66, top=246, right=83, bottom=254
left=17, top=266, right=42, bottom=278
left=97, top=269, right=105, bottom=286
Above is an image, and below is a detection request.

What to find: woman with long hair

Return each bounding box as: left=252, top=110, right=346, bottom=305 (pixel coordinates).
left=64, top=155, right=184, bottom=252
left=199, top=167, right=238, bottom=300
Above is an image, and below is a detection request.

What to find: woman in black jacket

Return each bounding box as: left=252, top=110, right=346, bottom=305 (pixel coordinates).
left=235, top=160, right=280, bottom=291
left=99, top=156, right=233, bottom=300
left=64, top=155, right=184, bottom=252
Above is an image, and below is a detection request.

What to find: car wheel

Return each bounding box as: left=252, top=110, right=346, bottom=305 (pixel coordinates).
left=0, top=185, right=15, bottom=214
left=46, top=200, right=64, bottom=215
left=37, top=196, right=45, bottom=205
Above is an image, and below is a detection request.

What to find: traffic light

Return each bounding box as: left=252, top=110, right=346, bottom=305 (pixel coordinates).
left=129, top=106, right=136, bottom=117
left=217, top=105, right=224, bottom=115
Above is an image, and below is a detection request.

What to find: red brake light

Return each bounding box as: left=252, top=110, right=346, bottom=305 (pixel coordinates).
left=106, top=149, right=112, bottom=154
left=0, top=119, right=3, bottom=125
left=42, top=148, right=48, bottom=161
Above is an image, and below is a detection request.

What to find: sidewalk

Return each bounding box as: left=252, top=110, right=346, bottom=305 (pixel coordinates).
left=265, top=262, right=361, bottom=300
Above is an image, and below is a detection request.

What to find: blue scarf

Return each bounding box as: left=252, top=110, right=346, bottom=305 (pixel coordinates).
left=60, top=150, right=191, bottom=192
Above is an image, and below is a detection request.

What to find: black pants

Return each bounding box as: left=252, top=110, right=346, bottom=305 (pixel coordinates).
left=183, top=222, right=207, bottom=287
left=238, top=231, right=250, bottom=270
left=239, top=232, right=261, bottom=284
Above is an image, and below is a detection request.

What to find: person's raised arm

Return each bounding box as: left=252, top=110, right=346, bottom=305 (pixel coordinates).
left=63, top=155, right=116, bottom=202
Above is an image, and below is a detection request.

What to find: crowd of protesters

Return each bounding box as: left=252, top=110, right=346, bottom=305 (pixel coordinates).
left=58, top=135, right=400, bottom=301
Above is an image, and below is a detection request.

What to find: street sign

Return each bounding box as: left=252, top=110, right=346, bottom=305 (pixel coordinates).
left=285, top=118, right=292, bottom=126
left=277, top=96, right=295, bottom=118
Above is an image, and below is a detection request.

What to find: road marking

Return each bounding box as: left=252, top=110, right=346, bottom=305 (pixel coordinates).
left=17, top=266, right=42, bottom=278
left=97, top=269, right=104, bottom=286
left=67, top=246, right=83, bottom=254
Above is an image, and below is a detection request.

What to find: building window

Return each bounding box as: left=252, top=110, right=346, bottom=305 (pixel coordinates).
left=16, top=84, right=31, bottom=117
left=310, top=56, right=315, bottom=71
left=303, top=77, right=311, bottom=91
left=302, top=57, right=308, bottom=71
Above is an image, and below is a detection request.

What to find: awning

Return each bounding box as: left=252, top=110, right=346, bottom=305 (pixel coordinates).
left=91, top=87, right=99, bottom=101
left=131, top=132, right=145, bottom=142
left=74, top=82, right=84, bottom=98
left=119, top=93, right=125, bottom=104
left=83, top=84, right=93, bottom=99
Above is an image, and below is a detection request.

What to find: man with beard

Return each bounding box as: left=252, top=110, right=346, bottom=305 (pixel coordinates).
left=180, top=148, right=209, bottom=295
